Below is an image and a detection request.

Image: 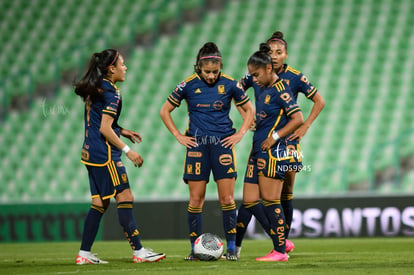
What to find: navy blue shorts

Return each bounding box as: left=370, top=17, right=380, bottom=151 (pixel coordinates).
left=244, top=147, right=291, bottom=184
left=183, top=138, right=237, bottom=183
left=86, top=160, right=130, bottom=200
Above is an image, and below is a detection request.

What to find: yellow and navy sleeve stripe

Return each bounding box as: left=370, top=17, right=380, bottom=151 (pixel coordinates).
left=167, top=94, right=180, bottom=107
left=274, top=80, right=286, bottom=92
left=286, top=106, right=301, bottom=116
left=235, top=95, right=250, bottom=106
left=306, top=87, right=318, bottom=99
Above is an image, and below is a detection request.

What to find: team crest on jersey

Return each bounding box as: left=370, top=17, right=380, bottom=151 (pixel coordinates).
left=219, top=154, right=233, bottom=165
left=218, top=85, right=225, bottom=94
left=264, top=94, right=271, bottom=104
left=194, top=88, right=201, bottom=93
left=121, top=173, right=128, bottom=183
left=187, top=164, right=193, bottom=174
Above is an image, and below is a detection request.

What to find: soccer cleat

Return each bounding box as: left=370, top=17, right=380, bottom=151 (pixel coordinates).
left=225, top=250, right=239, bottom=261
left=76, top=251, right=108, bottom=265
left=184, top=251, right=198, bottom=261
left=221, top=246, right=241, bottom=260
left=255, top=250, right=289, bottom=262
left=133, top=247, right=166, bottom=263
left=285, top=239, right=295, bottom=253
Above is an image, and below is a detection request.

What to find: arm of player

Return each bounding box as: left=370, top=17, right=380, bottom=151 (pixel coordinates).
left=261, top=111, right=304, bottom=151
left=160, top=101, right=197, bottom=148
left=222, top=100, right=254, bottom=148
left=288, top=92, right=325, bottom=141
left=120, top=128, right=142, bottom=144
left=100, top=114, right=143, bottom=167
left=236, top=105, right=256, bottom=131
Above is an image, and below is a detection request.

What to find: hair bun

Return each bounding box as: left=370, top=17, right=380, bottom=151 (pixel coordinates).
left=259, top=43, right=270, bottom=53
left=272, top=31, right=284, bottom=39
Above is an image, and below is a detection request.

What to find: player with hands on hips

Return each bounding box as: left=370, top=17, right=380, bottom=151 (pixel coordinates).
left=160, top=42, right=254, bottom=261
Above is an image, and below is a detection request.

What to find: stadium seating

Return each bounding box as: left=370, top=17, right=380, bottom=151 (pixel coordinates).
left=0, top=0, right=413, bottom=203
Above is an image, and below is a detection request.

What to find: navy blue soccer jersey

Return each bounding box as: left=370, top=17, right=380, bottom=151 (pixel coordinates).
left=244, top=78, right=301, bottom=153
left=81, top=79, right=123, bottom=165
left=278, top=64, right=317, bottom=101
left=168, top=72, right=250, bottom=137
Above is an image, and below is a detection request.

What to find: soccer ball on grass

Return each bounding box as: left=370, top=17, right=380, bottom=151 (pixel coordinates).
left=193, top=233, right=224, bottom=261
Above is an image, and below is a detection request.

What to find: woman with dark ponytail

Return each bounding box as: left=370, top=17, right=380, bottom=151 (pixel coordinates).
left=236, top=31, right=325, bottom=256
left=74, top=49, right=165, bottom=264
left=236, top=43, right=304, bottom=261
left=160, top=42, right=254, bottom=261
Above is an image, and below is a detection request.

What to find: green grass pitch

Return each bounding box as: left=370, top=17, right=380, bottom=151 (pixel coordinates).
left=1, top=238, right=413, bottom=274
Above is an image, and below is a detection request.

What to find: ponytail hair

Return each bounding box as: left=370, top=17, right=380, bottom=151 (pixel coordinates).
left=266, top=30, right=288, bottom=50
left=248, top=43, right=273, bottom=69
left=74, top=49, right=119, bottom=101
left=194, top=42, right=223, bottom=74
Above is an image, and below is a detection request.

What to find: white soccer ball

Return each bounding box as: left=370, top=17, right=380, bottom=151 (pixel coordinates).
left=193, top=233, right=224, bottom=261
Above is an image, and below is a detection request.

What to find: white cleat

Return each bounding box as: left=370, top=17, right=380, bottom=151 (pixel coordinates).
left=76, top=251, right=108, bottom=265
left=133, top=247, right=166, bottom=263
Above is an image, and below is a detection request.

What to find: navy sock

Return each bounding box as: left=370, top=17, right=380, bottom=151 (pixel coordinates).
left=236, top=204, right=252, bottom=247
left=188, top=205, right=202, bottom=251
left=117, top=201, right=142, bottom=251
left=80, top=205, right=105, bottom=251
left=221, top=202, right=237, bottom=252
left=263, top=200, right=286, bottom=254
left=281, top=193, right=293, bottom=239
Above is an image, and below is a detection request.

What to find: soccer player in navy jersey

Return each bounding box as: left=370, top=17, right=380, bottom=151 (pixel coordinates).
left=160, top=42, right=254, bottom=261
left=74, top=49, right=165, bottom=264
left=237, top=43, right=303, bottom=261
left=236, top=31, right=325, bottom=255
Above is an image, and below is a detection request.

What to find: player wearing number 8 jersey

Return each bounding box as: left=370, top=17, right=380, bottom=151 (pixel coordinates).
left=160, top=42, right=254, bottom=261
left=237, top=43, right=303, bottom=261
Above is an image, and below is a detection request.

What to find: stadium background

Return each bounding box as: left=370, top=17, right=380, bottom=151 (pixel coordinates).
left=0, top=0, right=413, bottom=242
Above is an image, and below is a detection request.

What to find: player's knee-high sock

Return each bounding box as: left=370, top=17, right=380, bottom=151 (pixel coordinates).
left=262, top=199, right=286, bottom=254
left=281, top=192, right=293, bottom=239
left=221, top=202, right=237, bottom=252
left=188, top=205, right=202, bottom=252
left=80, top=205, right=105, bottom=251
left=245, top=201, right=272, bottom=234
left=117, top=201, right=142, bottom=251
left=235, top=204, right=252, bottom=247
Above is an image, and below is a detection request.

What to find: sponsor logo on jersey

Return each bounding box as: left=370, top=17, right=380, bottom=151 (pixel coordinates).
left=213, top=100, right=224, bottom=110
left=301, top=75, right=310, bottom=84
left=194, top=88, right=201, bottom=93
left=196, top=103, right=211, bottom=108
left=81, top=149, right=89, bottom=161
left=227, top=167, right=235, bottom=173
left=219, top=154, right=233, bottom=165
left=116, top=161, right=124, bottom=167
left=218, top=85, right=225, bottom=94
left=257, top=158, right=266, bottom=170
left=188, top=151, right=202, bottom=158
left=257, top=111, right=268, bottom=120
